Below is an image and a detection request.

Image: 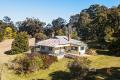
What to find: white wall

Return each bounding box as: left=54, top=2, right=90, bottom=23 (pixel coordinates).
left=36, top=46, right=53, bottom=54
left=54, top=49, right=64, bottom=54
left=78, top=46, right=86, bottom=55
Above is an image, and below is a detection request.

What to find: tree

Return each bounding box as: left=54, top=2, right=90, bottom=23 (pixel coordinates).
left=109, top=30, right=120, bottom=56
left=44, top=24, right=54, bottom=37
left=104, top=26, right=115, bottom=42
left=68, top=57, right=91, bottom=80
left=82, top=4, right=108, bottom=19
left=4, top=27, right=13, bottom=39
left=118, top=4, right=120, bottom=8
left=0, top=17, right=16, bottom=41
left=56, top=29, right=65, bottom=36
left=80, top=4, right=108, bottom=41
left=35, top=33, right=47, bottom=43
left=109, top=39, right=120, bottom=56
left=52, top=17, right=66, bottom=28
left=69, top=14, right=80, bottom=24
left=0, top=21, right=4, bottom=42
left=78, top=12, right=92, bottom=40
left=3, top=16, right=11, bottom=23
left=12, top=32, right=29, bottom=54
left=17, top=18, right=45, bottom=37
left=69, top=4, right=120, bottom=43
left=52, top=17, right=66, bottom=35
left=0, top=32, right=3, bottom=42
left=2, top=16, right=16, bottom=31
left=71, top=32, right=78, bottom=39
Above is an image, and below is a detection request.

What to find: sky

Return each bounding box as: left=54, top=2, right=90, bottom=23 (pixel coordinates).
left=0, top=0, right=119, bottom=24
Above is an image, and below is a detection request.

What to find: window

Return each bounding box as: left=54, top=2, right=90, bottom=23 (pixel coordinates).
left=72, top=47, right=78, bottom=50
left=81, top=47, right=84, bottom=50
left=41, top=46, right=45, bottom=50
left=49, top=47, right=53, bottom=51
left=35, top=46, right=40, bottom=51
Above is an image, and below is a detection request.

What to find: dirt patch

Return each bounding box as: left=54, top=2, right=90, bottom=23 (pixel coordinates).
left=0, top=38, right=35, bottom=64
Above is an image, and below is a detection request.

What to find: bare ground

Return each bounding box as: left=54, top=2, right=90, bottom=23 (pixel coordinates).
left=0, top=38, right=35, bottom=64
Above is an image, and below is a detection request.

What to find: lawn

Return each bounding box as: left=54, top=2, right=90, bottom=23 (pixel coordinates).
left=1, top=55, right=120, bottom=80
left=88, top=55, right=120, bottom=69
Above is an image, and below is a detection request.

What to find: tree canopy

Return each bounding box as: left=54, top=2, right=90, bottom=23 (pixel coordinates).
left=12, top=32, right=29, bottom=54
left=70, top=4, right=120, bottom=42
left=17, top=18, right=45, bottom=37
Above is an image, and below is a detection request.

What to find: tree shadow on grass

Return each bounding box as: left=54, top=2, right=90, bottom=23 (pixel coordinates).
left=96, top=50, right=120, bottom=57
left=31, top=79, right=46, bottom=80
left=96, top=50, right=109, bottom=55
left=49, top=71, right=71, bottom=80
left=87, top=67, right=120, bottom=80
left=49, top=67, right=120, bottom=80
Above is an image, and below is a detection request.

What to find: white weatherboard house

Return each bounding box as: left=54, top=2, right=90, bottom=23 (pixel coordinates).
left=35, top=36, right=87, bottom=57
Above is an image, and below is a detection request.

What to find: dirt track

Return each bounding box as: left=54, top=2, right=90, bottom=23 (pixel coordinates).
left=0, top=38, right=35, bottom=64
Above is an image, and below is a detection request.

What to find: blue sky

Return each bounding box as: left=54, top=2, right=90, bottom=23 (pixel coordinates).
left=0, top=0, right=119, bottom=23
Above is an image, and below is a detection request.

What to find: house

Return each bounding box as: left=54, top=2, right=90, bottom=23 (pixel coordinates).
left=35, top=35, right=88, bottom=57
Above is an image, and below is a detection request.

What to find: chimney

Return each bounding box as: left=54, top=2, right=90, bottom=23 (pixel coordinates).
left=68, top=24, right=71, bottom=41
left=52, top=32, right=55, bottom=38
left=68, top=33, right=71, bottom=41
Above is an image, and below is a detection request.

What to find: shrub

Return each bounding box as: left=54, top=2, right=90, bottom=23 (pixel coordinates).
left=5, top=48, right=23, bottom=55
left=4, top=27, right=13, bottom=39
left=86, top=49, right=97, bottom=55
left=11, top=53, right=57, bottom=74
left=0, top=32, right=3, bottom=42
left=27, top=53, right=58, bottom=69
left=11, top=32, right=29, bottom=54
left=108, top=39, right=120, bottom=56
left=12, top=53, right=43, bottom=74
left=40, top=54, right=58, bottom=69
left=68, top=57, right=91, bottom=80
left=4, top=50, right=12, bottom=55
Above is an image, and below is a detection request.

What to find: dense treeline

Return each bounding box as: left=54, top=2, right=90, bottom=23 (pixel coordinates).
left=69, top=4, right=120, bottom=55
left=70, top=4, right=120, bottom=42
left=0, top=4, right=120, bottom=55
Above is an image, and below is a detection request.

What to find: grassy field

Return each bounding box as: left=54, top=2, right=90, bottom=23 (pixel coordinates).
left=88, top=55, right=120, bottom=69
left=0, top=55, right=120, bottom=80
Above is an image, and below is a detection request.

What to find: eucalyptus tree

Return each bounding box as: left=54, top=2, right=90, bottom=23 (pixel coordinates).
left=44, top=24, right=54, bottom=37
left=52, top=17, right=66, bottom=35
left=17, top=18, right=45, bottom=37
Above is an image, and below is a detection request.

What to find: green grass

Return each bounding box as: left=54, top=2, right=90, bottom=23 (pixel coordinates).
left=1, top=55, right=120, bottom=80
left=88, top=55, right=120, bottom=69
left=2, top=58, right=72, bottom=80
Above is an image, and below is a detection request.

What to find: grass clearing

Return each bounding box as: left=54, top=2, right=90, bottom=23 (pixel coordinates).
left=88, top=55, right=120, bottom=69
